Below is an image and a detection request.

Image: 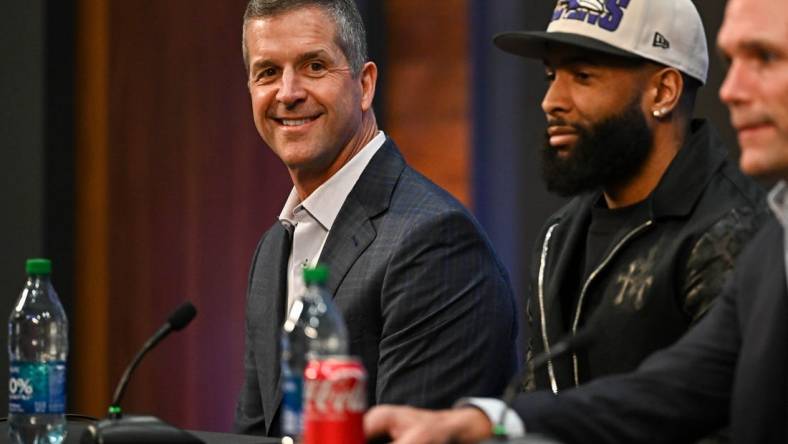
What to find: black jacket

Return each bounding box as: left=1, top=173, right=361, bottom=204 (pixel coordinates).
left=526, top=120, right=768, bottom=393
left=515, top=216, right=786, bottom=443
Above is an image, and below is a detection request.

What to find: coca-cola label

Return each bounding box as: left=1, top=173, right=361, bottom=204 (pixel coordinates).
left=305, top=359, right=366, bottom=417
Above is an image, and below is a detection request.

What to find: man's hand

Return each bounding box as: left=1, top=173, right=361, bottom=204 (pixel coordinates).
left=364, top=405, right=493, bottom=444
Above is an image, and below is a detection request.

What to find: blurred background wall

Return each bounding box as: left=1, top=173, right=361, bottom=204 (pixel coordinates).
left=0, top=0, right=732, bottom=432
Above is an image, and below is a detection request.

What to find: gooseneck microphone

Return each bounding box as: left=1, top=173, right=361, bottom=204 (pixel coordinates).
left=81, top=301, right=202, bottom=444
left=493, top=327, right=596, bottom=440
left=109, top=301, right=197, bottom=416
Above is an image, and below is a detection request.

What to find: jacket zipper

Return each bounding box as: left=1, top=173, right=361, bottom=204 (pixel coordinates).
left=570, top=220, right=654, bottom=386
left=537, top=223, right=560, bottom=394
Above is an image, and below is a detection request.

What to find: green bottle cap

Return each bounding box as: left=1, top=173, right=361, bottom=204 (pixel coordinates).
left=26, top=258, right=52, bottom=275
left=303, top=265, right=328, bottom=285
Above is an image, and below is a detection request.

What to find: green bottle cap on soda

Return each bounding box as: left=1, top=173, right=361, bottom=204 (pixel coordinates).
left=303, top=265, right=328, bottom=285
left=26, top=258, right=52, bottom=275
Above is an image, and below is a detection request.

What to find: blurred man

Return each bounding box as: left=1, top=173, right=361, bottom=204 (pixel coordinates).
left=365, top=0, right=787, bottom=441
left=234, top=0, right=519, bottom=437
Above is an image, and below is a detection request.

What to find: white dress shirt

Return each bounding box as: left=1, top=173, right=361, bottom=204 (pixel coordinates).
left=457, top=397, right=526, bottom=438
left=279, top=131, right=386, bottom=310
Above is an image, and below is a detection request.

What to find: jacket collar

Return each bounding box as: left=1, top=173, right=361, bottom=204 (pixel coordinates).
left=650, top=119, right=728, bottom=218
left=318, top=137, right=405, bottom=295
left=347, top=137, right=404, bottom=219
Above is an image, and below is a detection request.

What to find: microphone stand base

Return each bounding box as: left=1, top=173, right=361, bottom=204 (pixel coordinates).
left=80, top=415, right=204, bottom=444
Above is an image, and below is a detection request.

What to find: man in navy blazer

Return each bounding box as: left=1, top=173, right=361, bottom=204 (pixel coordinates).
left=365, top=0, right=787, bottom=442
left=234, top=0, right=519, bottom=437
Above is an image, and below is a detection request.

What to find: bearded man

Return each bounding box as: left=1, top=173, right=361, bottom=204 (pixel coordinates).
left=494, top=0, right=768, bottom=397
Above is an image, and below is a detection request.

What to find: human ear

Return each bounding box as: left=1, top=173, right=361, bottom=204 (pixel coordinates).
left=648, top=68, right=683, bottom=119
left=359, top=61, right=377, bottom=112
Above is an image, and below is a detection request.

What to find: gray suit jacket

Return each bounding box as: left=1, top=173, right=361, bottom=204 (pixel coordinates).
left=235, top=139, right=519, bottom=436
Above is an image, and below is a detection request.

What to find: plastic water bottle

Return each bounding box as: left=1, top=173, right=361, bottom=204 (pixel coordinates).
left=8, top=258, right=69, bottom=444
left=280, top=265, right=348, bottom=440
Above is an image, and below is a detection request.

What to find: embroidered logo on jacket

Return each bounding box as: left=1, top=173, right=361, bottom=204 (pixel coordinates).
left=613, top=246, right=657, bottom=310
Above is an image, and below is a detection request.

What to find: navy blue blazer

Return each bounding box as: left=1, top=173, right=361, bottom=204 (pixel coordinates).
left=236, top=139, right=520, bottom=436
left=515, top=217, right=787, bottom=443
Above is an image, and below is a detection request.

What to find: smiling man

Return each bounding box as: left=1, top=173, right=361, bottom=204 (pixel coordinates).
left=234, top=0, right=519, bottom=438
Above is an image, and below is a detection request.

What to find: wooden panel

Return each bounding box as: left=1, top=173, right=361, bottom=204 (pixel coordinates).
left=74, top=0, right=110, bottom=418
left=74, top=0, right=291, bottom=431
left=384, top=0, right=471, bottom=207
left=103, top=1, right=291, bottom=430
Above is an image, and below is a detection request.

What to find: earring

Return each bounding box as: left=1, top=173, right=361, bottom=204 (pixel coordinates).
left=653, top=108, right=668, bottom=118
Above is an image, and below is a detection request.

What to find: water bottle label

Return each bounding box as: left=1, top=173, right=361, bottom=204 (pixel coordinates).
left=281, top=370, right=303, bottom=436
left=8, top=361, right=66, bottom=414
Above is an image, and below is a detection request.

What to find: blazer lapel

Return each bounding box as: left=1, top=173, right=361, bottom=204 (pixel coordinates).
left=319, top=199, right=377, bottom=295
left=253, top=222, right=290, bottom=433
left=319, top=139, right=405, bottom=296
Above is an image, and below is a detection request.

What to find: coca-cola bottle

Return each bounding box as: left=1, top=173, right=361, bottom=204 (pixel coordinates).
left=281, top=265, right=349, bottom=440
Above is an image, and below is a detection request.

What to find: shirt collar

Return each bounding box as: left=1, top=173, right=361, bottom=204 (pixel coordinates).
left=768, top=180, right=788, bottom=228
left=278, top=131, right=386, bottom=230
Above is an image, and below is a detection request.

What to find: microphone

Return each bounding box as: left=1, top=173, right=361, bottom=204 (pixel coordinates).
left=81, top=301, right=203, bottom=444
left=110, top=301, right=197, bottom=414
left=528, top=328, right=594, bottom=375
left=492, top=327, right=596, bottom=441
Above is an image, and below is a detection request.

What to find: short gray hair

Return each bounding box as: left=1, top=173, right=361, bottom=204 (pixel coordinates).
left=242, top=0, right=368, bottom=77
